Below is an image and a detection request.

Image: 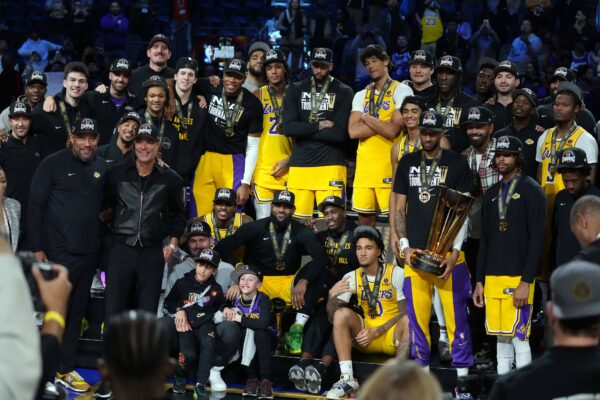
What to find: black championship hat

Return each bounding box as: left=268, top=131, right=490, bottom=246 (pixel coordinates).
left=556, top=81, right=583, bottom=104
left=8, top=101, right=31, bottom=118
left=462, top=106, right=493, bottom=126
left=263, top=48, right=287, bottom=66
left=512, top=88, right=537, bottom=107
left=175, top=56, right=199, bottom=74
left=230, top=264, right=264, bottom=283
left=186, top=220, right=212, bottom=238
left=142, top=75, right=168, bottom=90
left=193, top=248, right=220, bottom=268
left=136, top=123, right=159, bottom=141
left=25, top=70, right=47, bottom=86
left=118, top=111, right=141, bottom=125
left=213, top=188, right=236, bottom=205
left=272, top=190, right=295, bottom=206
left=148, top=33, right=171, bottom=50
left=556, top=147, right=589, bottom=172
left=223, top=58, right=247, bottom=77
left=419, top=110, right=446, bottom=132
left=318, top=195, right=345, bottom=212
left=551, top=67, right=575, bottom=83
left=73, top=118, right=100, bottom=135
left=495, top=135, right=523, bottom=155
left=494, top=60, right=519, bottom=77
left=310, top=47, right=333, bottom=65
left=409, top=50, right=435, bottom=67
left=437, top=55, right=462, bottom=72
left=110, top=58, right=132, bottom=74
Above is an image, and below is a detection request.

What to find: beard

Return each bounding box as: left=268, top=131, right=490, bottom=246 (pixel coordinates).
left=270, top=213, right=291, bottom=228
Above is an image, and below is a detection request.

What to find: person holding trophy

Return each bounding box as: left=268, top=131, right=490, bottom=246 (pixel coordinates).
left=392, top=110, right=474, bottom=378
left=473, top=135, right=546, bottom=375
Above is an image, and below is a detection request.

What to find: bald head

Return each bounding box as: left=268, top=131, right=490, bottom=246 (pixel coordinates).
left=570, top=195, right=600, bottom=247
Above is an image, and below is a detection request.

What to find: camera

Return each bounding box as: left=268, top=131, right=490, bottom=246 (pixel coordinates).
left=19, top=251, right=56, bottom=312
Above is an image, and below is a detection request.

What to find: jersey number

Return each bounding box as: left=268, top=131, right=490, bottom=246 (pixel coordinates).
left=268, top=116, right=281, bottom=136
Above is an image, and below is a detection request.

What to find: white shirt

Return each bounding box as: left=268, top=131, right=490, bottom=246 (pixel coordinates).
left=337, top=264, right=405, bottom=303
left=351, top=82, right=413, bottom=113
left=508, top=33, right=542, bottom=64
left=535, top=128, right=599, bottom=163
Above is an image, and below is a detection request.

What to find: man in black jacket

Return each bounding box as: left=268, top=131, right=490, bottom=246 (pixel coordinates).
left=104, top=122, right=185, bottom=320
left=28, top=117, right=109, bottom=393
left=571, top=194, right=600, bottom=264
left=215, top=190, right=328, bottom=355
left=96, top=111, right=140, bottom=165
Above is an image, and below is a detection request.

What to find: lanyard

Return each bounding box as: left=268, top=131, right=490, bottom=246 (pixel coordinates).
left=269, top=222, right=292, bottom=271
left=267, top=85, right=283, bottom=125
left=211, top=213, right=235, bottom=243
left=144, top=110, right=165, bottom=140
left=175, top=98, right=193, bottom=131
left=326, top=230, right=350, bottom=269
left=222, top=89, right=244, bottom=135
left=360, top=264, right=384, bottom=318
left=498, top=174, right=520, bottom=232
left=419, top=148, right=442, bottom=203
left=550, top=123, right=578, bottom=166
left=310, top=76, right=332, bottom=115
left=403, top=134, right=421, bottom=157
left=58, top=100, right=80, bottom=136
left=368, top=78, right=393, bottom=117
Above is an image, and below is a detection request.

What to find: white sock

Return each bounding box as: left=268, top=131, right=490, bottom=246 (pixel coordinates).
left=497, top=336, right=514, bottom=375
left=439, top=327, right=448, bottom=343
left=339, top=360, right=353, bottom=378
left=512, top=337, right=532, bottom=369
left=254, top=199, right=272, bottom=220
left=422, top=365, right=430, bottom=373
left=433, top=288, right=446, bottom=327
left=295, top=313, right=310, bottom=326
left=456, top=367, right=469, bottom=378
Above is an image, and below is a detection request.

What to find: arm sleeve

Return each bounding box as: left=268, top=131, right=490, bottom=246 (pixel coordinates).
left=240, top=295, right=272, bottom=330
left=576, top=133, right=598, bottom=163
left=298, top=228, right=327, bottom=282
left=522, top=183, right=547, bottom=283
left=281, top=83, right=320, bottom=138
left=17, top=40, right=33, bottom=56
left=214, top=222, right=257, bottom=265
left=164, top=280, right=182, bottom=313
left=27, top=161, right=53, bottom=252
left=392, top=266, right=405, bottom=301
left=337, top=271, right=356, bottom=303
left=167, top=173, right=186, bottom=240
left=313, top=85, right=353, bottom=145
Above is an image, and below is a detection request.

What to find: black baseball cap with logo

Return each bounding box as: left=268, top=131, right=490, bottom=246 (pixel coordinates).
left=230, top=264, right=264, bottom=283
left=25, top=70, right=47, bottom=86
left=494, top=60, right=519, bottom=78
left=272, top=190, right=295, bottom=207
left=512, top=88, right=537, bottom=107
left=142, top=75, right=168, bottom=90
left=148, top=34, right=171, bottom=50
left=223, top=58, right=247, bottom=78
left=118, top=111, right=141, bottom=125
left=175, top=57, right=199, bottom=74
left=495, top=135, right=523, bottom=155
left=135, top=123, right=159, bottom=141
left=419, top=110, right=446, bottom=132
left=186, top=220, right=212, bottom=238
left=213, top=188, right=236, bottom=205
left=263, top=49, right=287, bottom=68
left=461, top=106, right=493, bottom=126
left=556, top=147, right=589, bottom=172
left=310, top=47, right=333, bottom=65
left=73, top=118, right=100, bottom=135
left=409, top=50, right=435, bottom=67
left=8, top=101, right=31, bottom=118
left=318, top=195, right=345, bottom=212
left=436, top=55, right=462, bottom=73
left=551, top=67, right=575, bottom=83
left=193, top=248, right=220, bottom=268
left=110, top=58, right=132, bottom=74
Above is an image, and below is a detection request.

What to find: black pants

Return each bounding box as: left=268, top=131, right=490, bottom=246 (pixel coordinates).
left=178, top=322, right=217, bottom=384
left=245, top=329, right=276, bottom=381
left=104, top=240, right=164, bottom=320
left=296, top=264, right=326, bottom=315
left=301, top=303, right=336, bottom=359
left=464, top=237, right=489, bottom=353
left=45, top=247, right=96, bottom=374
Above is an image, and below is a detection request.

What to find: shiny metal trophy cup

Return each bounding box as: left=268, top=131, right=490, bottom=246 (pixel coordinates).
left=411, top=168, right=474, bottom=276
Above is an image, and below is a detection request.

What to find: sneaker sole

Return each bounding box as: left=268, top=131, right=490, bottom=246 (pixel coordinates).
left=304, top=366, right=322, bottom=394
left=54, top=378, right=89, bottom=393
left=288, top=366, right=306, bottom=391
left=93, top=392, right=112, bottom=399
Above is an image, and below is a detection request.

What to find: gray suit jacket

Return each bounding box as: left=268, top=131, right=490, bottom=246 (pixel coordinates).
left=4, top=197, right=21, bottom=252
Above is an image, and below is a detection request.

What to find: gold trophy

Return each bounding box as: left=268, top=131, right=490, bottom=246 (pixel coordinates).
left=411, top=167, right=474, bottom=276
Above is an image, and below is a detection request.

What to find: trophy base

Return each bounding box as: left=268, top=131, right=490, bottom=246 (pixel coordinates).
left=411, top=250, right=445, bottom=276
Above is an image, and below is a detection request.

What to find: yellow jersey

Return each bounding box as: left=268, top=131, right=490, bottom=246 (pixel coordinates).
left=253, top=85, right=293, bottom=189
left=355, top=80, right=402, bottom=188
left=421, top=9, right=443, bottom=44
left=203, top=212, right=244, bottom=244
left=355, top=263, right=399, bottom=323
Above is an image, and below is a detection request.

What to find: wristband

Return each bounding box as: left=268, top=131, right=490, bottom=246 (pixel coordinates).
left=399, top=238, right=410, bottom=252
left=44, top=311, right=65, bottom=330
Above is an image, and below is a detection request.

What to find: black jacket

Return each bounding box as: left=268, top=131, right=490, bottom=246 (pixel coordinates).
left=106, top=157, right=185, bottom=247
left=84, top=90, right=136, bottom=145
left=28, top=149, right=110, bottom=254
left=574, top=237, right=600, bottom=265
left=164, top=273, right=224, bottom=328
left=316, top=219, right=359, bottom=287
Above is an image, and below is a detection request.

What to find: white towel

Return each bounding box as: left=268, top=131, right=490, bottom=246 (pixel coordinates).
left=241, top=328, right=256, bottom=366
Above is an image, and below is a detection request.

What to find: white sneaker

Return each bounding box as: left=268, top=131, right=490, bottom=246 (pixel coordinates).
left=209, top=366, right=227, bottom=391
left=326, top=375, right=359, bottom=399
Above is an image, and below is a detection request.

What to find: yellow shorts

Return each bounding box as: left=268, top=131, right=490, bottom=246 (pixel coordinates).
left=254, top=184, right=286, bottom=204
left=353, top=316, right=398, bottom=355
left=287, top=165, right=346, bottom=218
left=352, top=187, right=391, bottom=214
left=484, top=276, right=534, bottom=339
left=260, top=275, right=295, bottom=305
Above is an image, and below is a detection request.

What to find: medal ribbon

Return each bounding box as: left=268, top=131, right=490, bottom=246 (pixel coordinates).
left=175, top=98, right=193, bottom=131
left=434, top=98, right=455, bottom=118
left=550, top=123, right=578, bottom=166
left=267, top=85, right=283, bottom=126
left=361, top=264, right=384, bottom=318
left=269, top=222, right=292, bottom=268
left=326, top=231, right=350, bottom=270
left=144, top=110, right=165, bottom=140
left=58, top=100, right=80, bottom=136
left=310, top=76, right=332, bottom=116
left=222, top=89, right=244, bottom=131
left=403, top=134, right=421, bottom=157
left=211, top=213, right=235, bottom=243
left=419, top=148, right=443, bottom=194
left=368, top=78, right=393, bottom=117
left=498, top=173, right=521, bottom=223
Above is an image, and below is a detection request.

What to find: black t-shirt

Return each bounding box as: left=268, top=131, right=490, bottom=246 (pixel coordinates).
left=407, top=82, right=436, bottom=109
left=96, top=141, right=134, bottom=166
left=129, top=65, right=175, bottom=100
left=0, top=135, right=44, bottom=210
left=196, top=79, right=263, bottom=155
left=393, top=149, right=472, bottom=249
left=553, top=185, right=600, bottom=269
left=432, top=92, right=480, bottom=152
left=494, top=121, right=541, bottom=180
left=316, top=219, right=359, bottom=287
left=487, top=101, right=513, bottom=132
left=489, top=346, right=600, bottom=400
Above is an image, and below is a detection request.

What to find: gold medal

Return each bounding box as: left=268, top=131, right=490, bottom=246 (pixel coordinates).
left=308, top=112, right=319, bottom=123
left=275, top=260, right=286, bottom=271
left=419, top=190, right=431, bottom=203
left=499, top=219, right=508, bottom=232
left=225, top=127, right=235, bottom=137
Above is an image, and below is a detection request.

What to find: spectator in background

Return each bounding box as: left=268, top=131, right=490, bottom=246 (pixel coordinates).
left=524, top=1, right=551, bottom=39
left=520, top=61, right=548, bottom=99
left=17, top=28, right=62, bottom=73
left=507, top=19, right=542, bottom=72
left=70, top=0, right=93, bottom=57
left=309, top=0, right=333, bottom=49
left=543, top=34, right=569, bottom=72
left=436, top=18, right=469, bottom=64
left=130, top=0, right=157, bottom=42
left=377, top=0, right=410, bottom=51
left=348, top=27, right=387, bottom=88
left=390, top=35, right=411, bottom=81
left=100, top=2, right=129, bottom=63
left=454, top=11, right=471, bottom=42
left=243, top=41, right=270, bottom=93
left=171, top=0, right=193, bottom=61
left=419, top=0, right=444, bottom=56
left=278, top=0, right=307, bottom=73
left=576, top=65, right=595, bottom=97
left=567, top=9, right=597, bottom=51
left=469, top=18, right=500, bottom=60
left=0, top=54, right=21, bottom=112
left=45, top=0, right=69, bottom=39
left=50, top=38, right=79, bottom=67
left=570, top=42, right=596, bottom=73
left=332, top=7, right=356, bottom=68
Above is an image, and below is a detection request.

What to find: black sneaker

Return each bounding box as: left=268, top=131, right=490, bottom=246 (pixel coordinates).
left=258, top=379, right=273, bottom=399
left=243, top=378, right=259, bottom=397
left=93, top=381, right=112, bottom=398
left=193, top=383, right=208, bottom=400
left=172, top=373, right=187, bottom=395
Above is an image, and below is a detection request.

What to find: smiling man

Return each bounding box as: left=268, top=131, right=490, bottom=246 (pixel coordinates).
left=0, top=70, right=47, bottom=133
left=129, top=34, right=174, bottom=99
left=200, top=187, right=253, bottom=245
left=488, top=60, right=520, bottom=131
left=96, top=111, right=141, bottom=165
